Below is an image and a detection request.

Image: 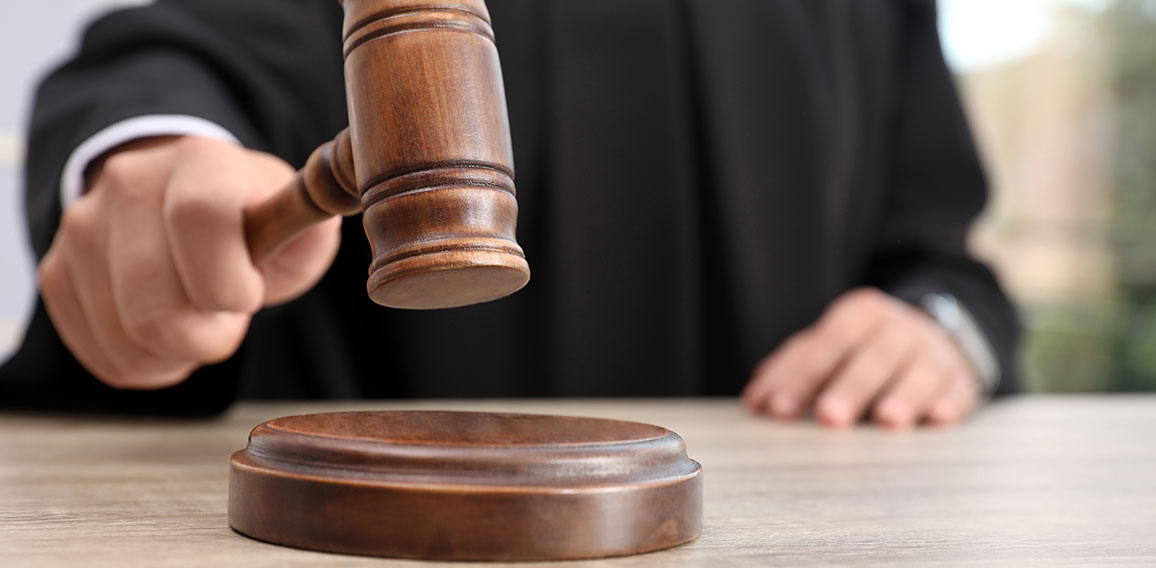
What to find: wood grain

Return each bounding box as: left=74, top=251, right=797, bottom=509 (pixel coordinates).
left=2, top=396, right=1155, bottom=567
left=242, top=0, right=530, bottom=309
left=229, top=411, right=702, bottom=560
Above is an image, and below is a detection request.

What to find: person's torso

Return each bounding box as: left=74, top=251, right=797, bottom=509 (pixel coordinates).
left=240, top=0, right=909, bottom=399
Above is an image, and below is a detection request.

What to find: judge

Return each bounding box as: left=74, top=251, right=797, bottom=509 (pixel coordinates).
left=1, top=0, right=1020, bottom=428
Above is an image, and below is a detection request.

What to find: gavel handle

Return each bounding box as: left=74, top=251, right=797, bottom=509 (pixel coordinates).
left=243, top=129, right=360, bottom=263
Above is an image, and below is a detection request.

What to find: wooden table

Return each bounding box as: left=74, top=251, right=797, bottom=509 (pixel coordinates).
left=2, top=396, right=1154, bottom=567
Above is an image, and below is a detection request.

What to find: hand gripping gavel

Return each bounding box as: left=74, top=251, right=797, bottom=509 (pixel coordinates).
left=243, top=0, right=529, bottom=309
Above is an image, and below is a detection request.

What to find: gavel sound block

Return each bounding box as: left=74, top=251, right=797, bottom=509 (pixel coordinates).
left=229, top=411, right=703, bottom=560
left=243, top=0, right=529, bottom=309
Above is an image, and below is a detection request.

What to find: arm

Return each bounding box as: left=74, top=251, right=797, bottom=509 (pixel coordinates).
left=26, top=0, right=346, bottom=256
left=864, top=0, right=1020, bottom=397
left=2, top=0, right=346, bottom=413
left=741, top=0, right=1020, bottom=428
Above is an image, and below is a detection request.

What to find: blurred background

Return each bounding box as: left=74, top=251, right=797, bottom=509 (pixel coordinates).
left=0, top=0, right=150, bottom=362
left=0, top=0, right=1153, bottom=392
left=941, top=0, right=1156, bottom=392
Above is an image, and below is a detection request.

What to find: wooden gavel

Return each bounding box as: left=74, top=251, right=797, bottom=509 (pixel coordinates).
left=243, top=0, right=529, bottom=310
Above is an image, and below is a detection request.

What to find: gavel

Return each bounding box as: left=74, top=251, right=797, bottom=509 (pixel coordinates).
left=242, top=0, right=529, bottom=310
left=226, top=5, right=702, bottom=556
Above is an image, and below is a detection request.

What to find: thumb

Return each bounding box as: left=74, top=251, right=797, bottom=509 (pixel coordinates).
left=236, top=148, right=343, bottom=307
left=256, top=214, right=342, bottom=306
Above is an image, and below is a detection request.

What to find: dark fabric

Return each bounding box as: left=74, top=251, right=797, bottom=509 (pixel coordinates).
left=2, top=0, right=1021, bottom=413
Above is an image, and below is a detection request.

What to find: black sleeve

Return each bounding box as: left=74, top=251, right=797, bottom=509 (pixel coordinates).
left=865, top=0, right=1022, bottom=395
left=1, top=0, right=346, bottom=414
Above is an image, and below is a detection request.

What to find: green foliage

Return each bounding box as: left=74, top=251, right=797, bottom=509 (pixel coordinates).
left=1024, top=297, right=1156, bottom=392
left=1024, top=303, right=1119, bottom=392
left=1114, top=297, right=1156, bottom=390
left=1109, top=1, right=1156, bottom=297
left=1104, top=0, right=1156, bottom=390
left=1026, top=1, right=1156, bottom=392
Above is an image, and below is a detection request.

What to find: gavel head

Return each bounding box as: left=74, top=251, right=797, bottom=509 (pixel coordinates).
left=336, top=0, right=530, bottom=310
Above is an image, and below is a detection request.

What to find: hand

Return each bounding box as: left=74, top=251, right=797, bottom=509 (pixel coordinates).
left=38, top=136, right=342, bottom=390
left=741, top=287, right=980, bottom=429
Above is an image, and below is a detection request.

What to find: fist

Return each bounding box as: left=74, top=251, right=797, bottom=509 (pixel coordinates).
left=741, top=287, right=980, bottom=429
left=38, top=136, right=342, bottom=390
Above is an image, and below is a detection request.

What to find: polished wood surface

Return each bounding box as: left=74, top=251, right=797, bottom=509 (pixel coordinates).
left=2, top=396, right=1155, bottom=567
left=243, top=0, right=530, bottom=309
left=229, top=411, right=702, bottom=560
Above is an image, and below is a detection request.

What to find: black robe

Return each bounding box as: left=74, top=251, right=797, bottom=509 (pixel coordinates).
left=1, top=0, right=1020, bottom=414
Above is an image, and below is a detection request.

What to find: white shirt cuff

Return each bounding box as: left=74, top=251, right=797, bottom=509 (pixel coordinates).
left=59, top=115, right=240, bottom=209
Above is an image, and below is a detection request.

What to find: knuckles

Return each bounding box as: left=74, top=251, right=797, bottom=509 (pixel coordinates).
left=840, top=287, right=910, bottom=323
left=120, top=309, right=248, bottom=365
left=37, top=254, right=64, bottom=293
left=57, top=204, right=95, bottom=238
left=97, top=152, right=141, bottom=187
left=810, top=323, right=853, bottom=353
left=875, top=324, right=920, bottom=360
left=841, top=287, right=891, bottom=313
left=96, top=154, right=161, bottom=204
left=163, top=189, right=229, bottom=229
left=170, top=134, right=225, bottom=156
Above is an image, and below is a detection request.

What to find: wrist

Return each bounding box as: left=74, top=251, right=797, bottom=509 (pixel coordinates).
left=919, top=292, right=1000, bottom=397
left=61, top=115, right=239, bottom=210
left=83, top=135, right=183, bottom=192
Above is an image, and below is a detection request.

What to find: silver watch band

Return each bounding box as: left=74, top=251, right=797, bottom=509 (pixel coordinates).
left=919, top=292, right=1000, bottom=396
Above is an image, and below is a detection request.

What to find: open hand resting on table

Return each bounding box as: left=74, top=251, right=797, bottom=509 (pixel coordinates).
left=37, top=136, right=342, bottom=390
left=742, top=287, right=980, bottom=430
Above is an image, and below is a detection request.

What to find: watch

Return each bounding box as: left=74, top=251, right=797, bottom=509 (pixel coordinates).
left=919, top=292, right=1000, bottom=396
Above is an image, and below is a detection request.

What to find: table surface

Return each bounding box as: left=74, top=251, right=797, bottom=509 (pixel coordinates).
left=2, top=395, right=1154, bottom=567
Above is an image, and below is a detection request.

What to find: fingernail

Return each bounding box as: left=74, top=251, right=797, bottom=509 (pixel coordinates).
left=819, top=398, right=851, bottom=427
left=928, top=403, right=952, bottom=425
left=876, top=401, right=910, bottom=427
left=741, top=394, right=763, bottom=414
left=772, top=394, right=798, bottom=418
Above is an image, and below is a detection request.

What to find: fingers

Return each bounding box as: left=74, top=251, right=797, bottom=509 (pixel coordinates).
left=742, top=288, right=894, bottom=420
left=39, top=134, right=364, bottom=391
left=37, top=136, right=283, bottom=391
left=163, top=139, right=269, bottom=313
left=743, top=287, right=984, bottom=430
left=39, top=247, right=123, bottom=382
left=871, top=356, right=946, bottom=430
left=46, top=200, right=196, bottom=389
left=258, top=215, right=342, bottom=306
left=926, top=371, right=980, bottom=427
left=108, top=180, right=249, bottom=363
left=815, top=321, right=919, bottom=428
left=741, top=333, right=818, bottom=418
left=237, top=149, right=342, bottom=306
